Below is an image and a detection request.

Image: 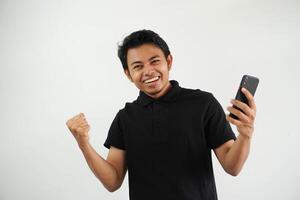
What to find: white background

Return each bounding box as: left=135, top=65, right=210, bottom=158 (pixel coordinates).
left=1, top=0, right=299, bottom=199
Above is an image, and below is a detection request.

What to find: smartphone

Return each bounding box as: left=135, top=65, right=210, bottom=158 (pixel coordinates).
left=229, top=75, right=259, bottom=120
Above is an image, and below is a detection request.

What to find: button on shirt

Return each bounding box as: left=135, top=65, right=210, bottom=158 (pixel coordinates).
left=104, top=80, right=236, bottom=200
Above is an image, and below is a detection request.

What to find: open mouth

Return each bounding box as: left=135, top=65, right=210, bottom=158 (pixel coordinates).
left=144, top=76, right=160, bottom=84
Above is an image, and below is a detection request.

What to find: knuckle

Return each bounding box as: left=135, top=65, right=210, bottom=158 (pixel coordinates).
left=242, top=103, right=248, bottom=109
left=250, top=110, right=256, bottom=119
left=237, top=111, right=242, bottom=118
left=245, top=117, right=251, bottom=124
left=241, top=115, right=248, bottom=123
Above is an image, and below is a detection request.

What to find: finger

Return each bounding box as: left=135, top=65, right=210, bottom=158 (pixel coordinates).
left=75, top=112, right=85, bottom=118
left=83, top=124, right=90, bottom=130
left=80, top=113, right=87, bottom=120
left=79, top=126, right=90, bottom=132
left=241, top=88, right=256, bottom=110
left=78, top=121, right=89, bottom=126
left=231, top=99, right=252, bottom=117
left=227, top=106, right=250, bottom=123
left=77, top=116, right=87, bottom=121
left=226, top=114, right=243, bottom=126
left=74, top=115, right=87, bottom=123
left=72, top=114, right=82, bottom=121
left=80, top=124, right=90, bottom=132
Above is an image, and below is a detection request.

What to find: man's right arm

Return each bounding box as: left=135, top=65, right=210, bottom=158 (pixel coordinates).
left=79, top=143, right=127, bottom=192
left=66, top=113, right=127, bottom=192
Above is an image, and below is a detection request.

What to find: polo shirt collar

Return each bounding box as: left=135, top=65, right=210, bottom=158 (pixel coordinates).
left=137, top=80, right=181, bottom=106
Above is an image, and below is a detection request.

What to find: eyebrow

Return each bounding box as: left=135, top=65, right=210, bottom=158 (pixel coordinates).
left=130, top=55, right=161, bottom=66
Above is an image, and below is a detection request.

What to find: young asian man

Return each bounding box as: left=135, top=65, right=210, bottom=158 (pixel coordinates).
left=66, top=29, right=256, bottom=200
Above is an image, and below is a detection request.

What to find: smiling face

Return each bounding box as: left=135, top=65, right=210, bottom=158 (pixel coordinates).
left=124, top=43, right=173, bottom=99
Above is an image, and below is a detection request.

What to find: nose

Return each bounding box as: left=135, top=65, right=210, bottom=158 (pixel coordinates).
left=143, top=62, right=156, bottom=76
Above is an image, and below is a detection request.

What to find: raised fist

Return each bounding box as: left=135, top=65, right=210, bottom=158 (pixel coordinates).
left=66, top=113, right=91, bottom=147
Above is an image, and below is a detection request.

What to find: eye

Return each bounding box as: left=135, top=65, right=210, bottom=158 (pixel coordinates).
left=151, top=60, right=160, bottom=65
left=133, top=65, right=142, bottom=69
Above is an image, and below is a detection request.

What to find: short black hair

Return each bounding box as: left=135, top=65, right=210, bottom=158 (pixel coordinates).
left=117, top=29, right=171, bottom=70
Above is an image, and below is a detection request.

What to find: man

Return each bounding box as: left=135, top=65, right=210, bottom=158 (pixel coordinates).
left=66, top=29, right=256, bottom=200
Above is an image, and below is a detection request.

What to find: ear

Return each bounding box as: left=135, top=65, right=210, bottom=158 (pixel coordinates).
left=166, top=54, right=173, bottom=71
left=124, top=69, right=133, bottom=82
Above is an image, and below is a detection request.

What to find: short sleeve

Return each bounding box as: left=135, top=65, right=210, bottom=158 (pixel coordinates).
left=204, top=94, right=236, bottom=149
left=103, top=110, right=126, bottom=150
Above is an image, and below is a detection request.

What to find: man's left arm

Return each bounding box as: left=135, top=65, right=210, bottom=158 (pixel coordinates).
left=214, top=87, right=256, bottom=176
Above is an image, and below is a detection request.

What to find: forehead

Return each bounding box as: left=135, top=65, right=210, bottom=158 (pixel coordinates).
left=127, top=44, right=164, bottom=63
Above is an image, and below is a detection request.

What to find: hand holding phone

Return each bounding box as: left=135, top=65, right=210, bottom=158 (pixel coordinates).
left=229, top=75, right=259, bottom=120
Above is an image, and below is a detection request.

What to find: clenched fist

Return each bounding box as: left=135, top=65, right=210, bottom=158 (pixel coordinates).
left=66, top=113, right=91, bottom=147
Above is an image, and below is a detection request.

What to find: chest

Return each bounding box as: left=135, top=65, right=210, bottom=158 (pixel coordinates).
left=122, top=102, right=208, bottom=162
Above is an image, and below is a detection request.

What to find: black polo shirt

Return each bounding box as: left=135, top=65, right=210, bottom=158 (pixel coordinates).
left=104, top=80, right=236, bottom=200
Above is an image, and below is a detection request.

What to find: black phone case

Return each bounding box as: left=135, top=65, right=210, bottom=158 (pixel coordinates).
left=229, top=75, right=259, bottom=120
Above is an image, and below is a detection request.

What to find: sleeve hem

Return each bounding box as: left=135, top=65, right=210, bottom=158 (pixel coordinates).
left=103, top=143, right=126, bottom=150
left=211, top=134, right=237, bottom=149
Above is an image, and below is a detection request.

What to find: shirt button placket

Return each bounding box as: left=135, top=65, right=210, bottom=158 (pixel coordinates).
left=153, top=101, right=163, bottom=138
left=152, top=101, right=157, bottom=136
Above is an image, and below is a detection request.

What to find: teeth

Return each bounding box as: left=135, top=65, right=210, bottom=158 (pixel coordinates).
left=144, top=76, right=159, bottom=83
